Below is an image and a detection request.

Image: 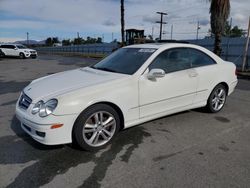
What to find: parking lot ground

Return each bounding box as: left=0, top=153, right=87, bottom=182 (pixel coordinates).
left=0, top=55, right=250, bottom=188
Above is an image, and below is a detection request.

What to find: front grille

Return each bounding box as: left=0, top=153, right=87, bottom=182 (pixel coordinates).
left=36, top=131, right=46, bottom=138
left=23, top=124, right=31, bottom=132
left=19, top=93, right=32, bottom=110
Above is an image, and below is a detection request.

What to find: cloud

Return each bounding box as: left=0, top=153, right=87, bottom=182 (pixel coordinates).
left=142, top=15, right=159, bottom=24
left=199, top=19, right=210, bottom=26
left=0, top=37, right=25, bottom=43
left=0, top=0, right=249, bottom=42
left=188, top=19, right=209, bottom=26
left=103, top=20, right=117, bottom=26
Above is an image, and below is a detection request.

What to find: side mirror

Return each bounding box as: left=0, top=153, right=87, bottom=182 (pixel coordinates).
left=14, top=47, right=18, bottom=50
left=147, top=68, right=165, bottom=80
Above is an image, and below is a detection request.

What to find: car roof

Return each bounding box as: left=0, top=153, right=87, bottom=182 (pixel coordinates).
left=124, top=43, right=203, bottom=50
left=0, top=44, right=24, bottom=46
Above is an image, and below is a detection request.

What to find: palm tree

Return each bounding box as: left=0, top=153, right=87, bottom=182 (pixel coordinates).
left=210, top=0, right=230, bottom=56
left=120, top=0, right=125, bottom=46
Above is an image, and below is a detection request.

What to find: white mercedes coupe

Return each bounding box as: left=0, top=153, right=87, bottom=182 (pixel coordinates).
left=16, top=43, right=238, bottom=150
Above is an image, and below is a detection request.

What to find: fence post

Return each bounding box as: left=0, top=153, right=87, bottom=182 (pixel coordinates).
left=226, top=37, right=230, bottom=61
left=242, top=16, right=250, bottom=72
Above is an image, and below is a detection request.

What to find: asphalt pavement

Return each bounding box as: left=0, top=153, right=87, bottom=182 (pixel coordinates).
left=0, top=55, right=250, bottom=188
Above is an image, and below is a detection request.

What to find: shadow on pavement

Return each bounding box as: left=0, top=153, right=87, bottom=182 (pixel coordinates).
left=0, top=116, right=151, bottom=188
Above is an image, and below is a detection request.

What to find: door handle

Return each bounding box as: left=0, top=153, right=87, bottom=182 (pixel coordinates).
left=189, top=72, right=198, bottom=77
left=188, top=70, right=198, bottom=77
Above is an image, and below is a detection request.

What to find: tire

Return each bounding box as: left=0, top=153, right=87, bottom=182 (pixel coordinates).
left=19, top=53, right=25, bottom=59
left=72, top=104, right=121, bottom=151
left=206, top=84, right=227, bottom=113
left=0, top=51, right=5, bottom=57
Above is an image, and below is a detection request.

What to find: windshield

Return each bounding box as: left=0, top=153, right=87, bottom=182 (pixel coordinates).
left=92, top=48, right=156, bottom=75
left=16, top=45, right=27, bottom=49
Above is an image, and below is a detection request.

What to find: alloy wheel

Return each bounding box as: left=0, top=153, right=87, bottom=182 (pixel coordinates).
left=211, top=88, right=226, bottom=111
left=82, top=111, right=116, bottom=147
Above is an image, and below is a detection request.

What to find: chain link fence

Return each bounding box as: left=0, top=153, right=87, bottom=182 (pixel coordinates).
left=188, top=37, right=249, bottom=68
left=36, top=37, right=249, bottom=68
left=36, top=43, right=119, bottom=58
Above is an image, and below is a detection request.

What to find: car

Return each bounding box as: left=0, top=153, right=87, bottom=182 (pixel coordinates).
left=0, top=49, right=4, bottom=57
left=0, top=44, right=37, bottom=59
left=15, top=43, right=238, bottom=150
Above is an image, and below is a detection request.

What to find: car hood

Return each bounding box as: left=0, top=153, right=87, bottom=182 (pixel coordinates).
left=23, top=67, right=127, bottom=102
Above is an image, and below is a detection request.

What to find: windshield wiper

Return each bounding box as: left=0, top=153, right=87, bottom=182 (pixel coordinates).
left=91, top=66, right=118, bottom=73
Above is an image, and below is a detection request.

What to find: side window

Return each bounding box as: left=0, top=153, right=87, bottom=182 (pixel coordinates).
left=10, top=45, right=16, bottom=49
left=5, top=45, right=13, bottom=49
left=0, top=45, right=7, bottom=48
left=148, top=48, right=191, bottom=73
left=189, top=48, right=216, bottom=68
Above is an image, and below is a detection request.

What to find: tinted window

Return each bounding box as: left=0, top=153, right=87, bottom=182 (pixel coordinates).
left=16, top=45, right=26, bottom=49
left=0, top=45, right=8, bottom=48
left=149, top=48, right=191, bottom=73
left=1, top=45, right=15, bottom=49
left=189, top=48, right=216, bottom=67
left=92, top=48, right=156, bottom=75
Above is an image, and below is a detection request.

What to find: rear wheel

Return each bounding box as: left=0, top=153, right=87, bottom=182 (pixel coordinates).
left=206, top=84, right=227, bottom=113
left=19, top=53, right=25, bottom=59
left=0, top=51, right=5, bottom=57
left=72, top=104, right=120, bottom=151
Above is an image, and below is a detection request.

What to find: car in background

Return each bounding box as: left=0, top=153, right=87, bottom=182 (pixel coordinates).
left=16, top=43, right=238, bottom=151
left=0, top=49, right=4, bottom=57
left=0, top=44, right=37, bottom=59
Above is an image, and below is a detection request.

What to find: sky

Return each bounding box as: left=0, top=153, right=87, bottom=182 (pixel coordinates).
left=0, top=0, right=249, bottom=43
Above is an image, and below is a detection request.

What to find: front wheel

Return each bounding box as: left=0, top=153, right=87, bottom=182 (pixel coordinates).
left=206, top=84, right=227, bottom=113
left=72, top=104, right=120, bottom=151
left=19, top=53, right=25, bottom=59
left=0, top=51, right=5, bottom=57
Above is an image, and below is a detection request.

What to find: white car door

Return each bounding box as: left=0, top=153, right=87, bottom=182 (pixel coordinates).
left=10, top=45, right=19, bottom=56
left=3, top=45, right=17, bottom=56
left=0, top=45, right=11, bottom=56
left=188, top=48, right=218, bottom=104
left=139, top=48, right=198, bottom=118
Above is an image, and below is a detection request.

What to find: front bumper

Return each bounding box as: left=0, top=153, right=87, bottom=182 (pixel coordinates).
left=15, top=105, right=77, bottom=145
left=24, top=52, right=37, bottom=58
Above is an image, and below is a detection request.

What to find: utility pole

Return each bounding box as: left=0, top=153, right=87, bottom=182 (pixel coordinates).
left=171, top=24, right=173, bottom=40
left=242, top=16, right=250, bottom=72
left=152, top=26, right=154, bottom=39
left=156, top=12, right=167, bottom=40
left=120, top=0, right=125, bottom=46
left=196, top=21, right=201, bottom=41
left=26, top=32, right=29, bottom=46
left=112, top=32, right=114, bottom=42
left=77, top=32, right=80, bottom=44
left=226, top=17, right=233, bottom=60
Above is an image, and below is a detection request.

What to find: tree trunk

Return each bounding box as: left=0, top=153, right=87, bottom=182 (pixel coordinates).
left=214, top=33, right=222, bottom=57
left=120, top=0, right=125, bottom=46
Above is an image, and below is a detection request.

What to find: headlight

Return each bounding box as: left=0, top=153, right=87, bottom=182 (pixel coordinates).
left=32, top=99, right=58, bottom=117
left=31, top=101, right=43, bottom=114
left=24, top=50, right=29, bottom=53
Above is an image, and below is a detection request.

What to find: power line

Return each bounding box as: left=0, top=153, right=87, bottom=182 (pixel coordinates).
left=26, top=32, right=29, bottom=45
left=156, top=12, right=167, bottom=40
left=196, top=21, right=201, bottom=40
left=171, top=24, right=173, bottom=39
